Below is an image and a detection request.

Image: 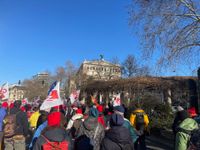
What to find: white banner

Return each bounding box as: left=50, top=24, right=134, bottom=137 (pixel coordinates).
left=0, top=82, right=9, bottom=100
left=113, top=93, right=121, bottom=107
left=70, top=90, right=80, bottom=104
left=40, top=81, right=63, bottom=110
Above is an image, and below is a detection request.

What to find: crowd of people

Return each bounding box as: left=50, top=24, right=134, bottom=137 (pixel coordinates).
left=1, top=99, right=200, bottom=150
left=0, top=100, right=150, bottom=150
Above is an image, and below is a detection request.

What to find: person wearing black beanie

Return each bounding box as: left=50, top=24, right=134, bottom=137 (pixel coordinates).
left=101, top=113, right=134, bottom=150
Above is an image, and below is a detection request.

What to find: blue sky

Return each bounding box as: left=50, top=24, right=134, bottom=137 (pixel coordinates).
left=0, top=0, right=195, bottom=85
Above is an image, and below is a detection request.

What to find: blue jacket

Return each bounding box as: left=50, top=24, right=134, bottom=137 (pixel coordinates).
left=29, top=121, right=47, bottom=149
left=0, top=107, right=7, bottom=131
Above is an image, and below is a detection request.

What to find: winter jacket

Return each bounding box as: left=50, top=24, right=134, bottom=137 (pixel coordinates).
left=29, top=111, right=40, bottom=128
left=33, top=127, right=72, bottom=150
left=130, top=109, right=149, bottom=129
left=67, top=114, right=83, bottom=130
left=10, top=107, right=29, bottom=136
left=123, top=118, right=138, bottom=143
left=0, top=107, right=7, bottom=131
left=77, top=117, right=105, bottom=150
left=101, top=126, right=134, bottom=150
left=175, top=118, right=199, bottom=150
left=67, top=113, right=84, bottom=138
left=29, top=121, right=47, bottom=149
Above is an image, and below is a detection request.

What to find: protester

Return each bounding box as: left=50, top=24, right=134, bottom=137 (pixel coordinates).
left=0, top=102, right=8, bottom=149
left=36, top=110, right=48, bottom=129
left=33, top=111, right=72, bottom=150
left=67, top=108, right=84, bottom=138
left=188, top=107, right=198, bottom=118
left=4, top=100, right=29, bottom=150
left=175, top=110, right=199, bottom=150
left=114, top=105, right=138, bottom=144
left=29, top=106, right=41, bottom=131
left=101, top=113, right=134, bottom=150
left=130, top=107, right=149, bottom=150
left=0, top=102, right=8, bottom=131
left=75, top=107, right=105, bottom=150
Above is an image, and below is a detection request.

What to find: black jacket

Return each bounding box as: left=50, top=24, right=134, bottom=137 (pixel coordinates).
left=33, top=127, right=72, bottom=150
left=10, top=107, right=29, bottom=136
left=101, top=126, right=134, bottom=150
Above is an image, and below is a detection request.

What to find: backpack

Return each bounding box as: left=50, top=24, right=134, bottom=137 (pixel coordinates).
left=177, top=127, right=199, bottom=149
left=135, top=113, right=145, bottom=130
left=75, top=124, right=99, bottom=150
left=42, top=135, right=69, bottom=150
left=3, top=111, right=20, bottom=138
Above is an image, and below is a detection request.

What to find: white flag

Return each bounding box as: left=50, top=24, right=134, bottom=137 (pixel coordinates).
left=40, top=81, right=63, bottom=110
left=0, top=83, right=9, bottom=100
left=70, top=90, right=80, bottom=104
left=113, top=93, right=121, bottom=107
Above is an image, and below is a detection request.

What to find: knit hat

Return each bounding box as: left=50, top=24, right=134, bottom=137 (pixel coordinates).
left=1, top=102, right=8, bottom=108
left=47, top=112, right=61, bottom=127
left=110, top=113, right=124, bottom=126
left=89, top=107, right=99, bottom=118
left=76, top=108, right=83, bottom=114
left=188, top=107, right=198, bottom=118
left=97, top=105, right=104, bottom=113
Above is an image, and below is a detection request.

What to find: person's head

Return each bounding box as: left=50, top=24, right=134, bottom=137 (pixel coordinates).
left=76, top=108, right=83, bottom=114
left=1, top=102, right=8, bottom=109
left=14, top=100, right=22, bottom=109
left=47, top=112, right=66, bottom=128
left=89, top=107, right=99, bottom=118
left=110, top=113, right=124, bottom=127
left=188, top=107, right=198, bottom=118
left=178, top=110, right=190, bottom=121
left=113, top=105, right=125, bottom=117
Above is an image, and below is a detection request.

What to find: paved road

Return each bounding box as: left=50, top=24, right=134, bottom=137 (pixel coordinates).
left=146, top=135, right=173, bottom=150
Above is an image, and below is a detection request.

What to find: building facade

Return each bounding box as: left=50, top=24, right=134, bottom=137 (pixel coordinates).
left=9, top=84, right=26, bottom=100
left=76, top=59, right=121, bottom=87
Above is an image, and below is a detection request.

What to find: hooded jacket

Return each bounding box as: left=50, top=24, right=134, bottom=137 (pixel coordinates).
left=33, top=127, right=72, bottom=150
left=130, top=109, right=149, bottom=129
left=77, top=116, right=105, bottom=150
left=29, top=111, right=40, bottom=128
left=10, top=103, right=29, bottom=136
left=175, top=118, right=199, bottom=150
left=101, top=126, right=134, bottom=150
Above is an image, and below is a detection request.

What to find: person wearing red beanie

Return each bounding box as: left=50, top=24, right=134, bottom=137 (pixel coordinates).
left=76, top=108, right=83, bottom=114
left=1, top=102, right=8, bottom=108
left=188, top=107, right=198, bottom=118
left=47, top=112, right=61, bottom=127
left=33, top=112, right=72, bottom=150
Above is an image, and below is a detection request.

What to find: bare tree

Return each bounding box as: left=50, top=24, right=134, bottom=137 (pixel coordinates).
left=129, top=0, right=200, bottom=69
left=110, top=56, right=120, bottom=65
left=22, top=79, right=49, bottom=101
left=136, top=66, right=151, bottom=77
left=122, top=54, right=138, bottom=77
